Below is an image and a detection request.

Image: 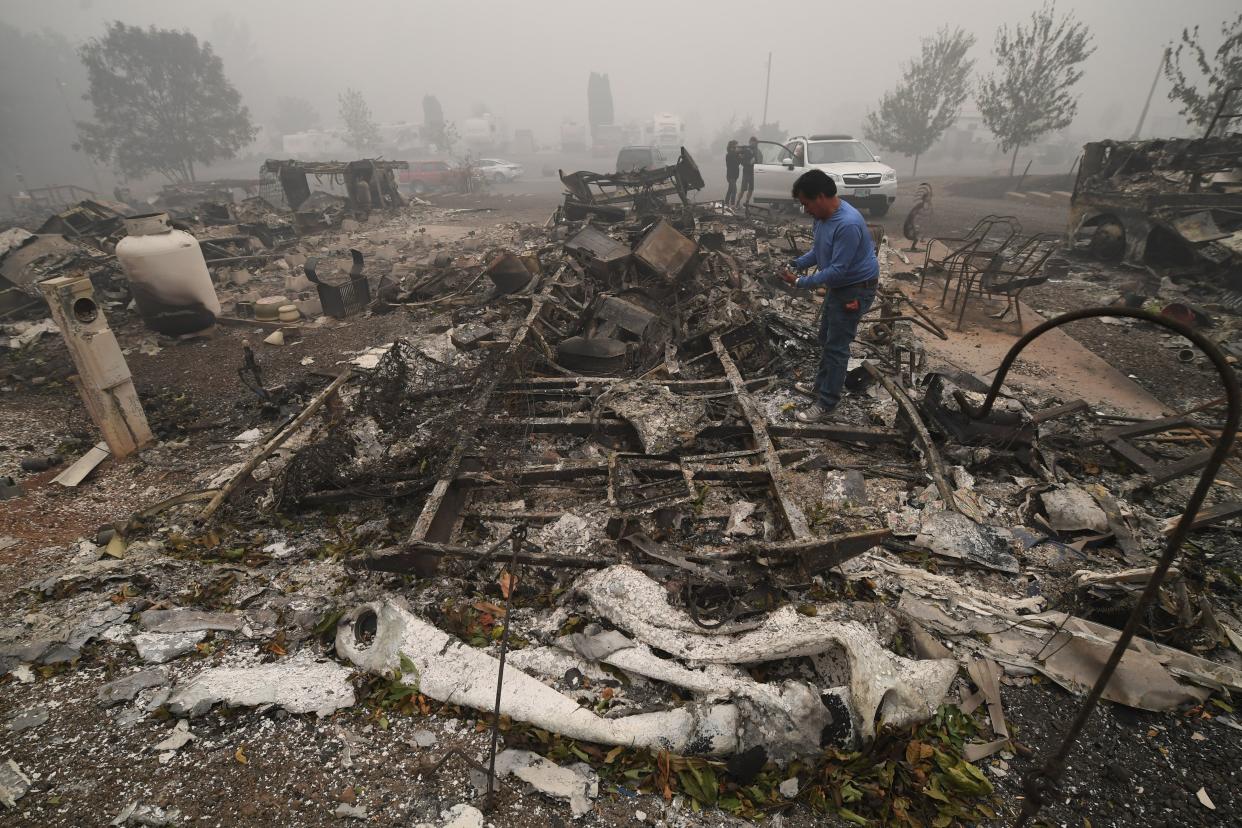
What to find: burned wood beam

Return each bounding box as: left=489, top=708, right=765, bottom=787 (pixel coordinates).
left=351, top=542, right=611, bottom=574
left=296, top=477, right=435, bottom=505
left=769, top=422, right=901, bottom=444
left=862, top=361, right=958, bottom=513
left=1149, top=448, right=1215, bottom=485
left=754, top=529, right=891, bottom=572
left=1102, top=415, right=1219, bottom=485
left=199, top=371, right=352, bottom=521
left=455, top=458, right=768, bottom=487
left=485, top=416, right=753, bottom=442
left=487, top=416, right=630, bottom=437
left=498, top=376, right=772, bottom=392
left=463, top=511, right=565, bottom=523
left=686, top=528, right=891, bottom=566
left=1031, top=399, right=1089, bottom=424
left=685, top=465, right=770, bottom=482
left=710, top=333, right=810, bottom=539
left=456, top=459, right=609, bottom=484
left=1161, top=499, right=1242, bottom=535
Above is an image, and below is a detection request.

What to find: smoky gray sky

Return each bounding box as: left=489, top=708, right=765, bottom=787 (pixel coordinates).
left=2, top=0, right=1237, bottom=143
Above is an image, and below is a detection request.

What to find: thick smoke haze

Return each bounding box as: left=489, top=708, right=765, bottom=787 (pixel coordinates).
left=1, top=0, right=1237, bottom=196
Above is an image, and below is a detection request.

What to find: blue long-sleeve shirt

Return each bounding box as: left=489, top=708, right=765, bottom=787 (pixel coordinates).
left=793, top=200, right=879, bottom=289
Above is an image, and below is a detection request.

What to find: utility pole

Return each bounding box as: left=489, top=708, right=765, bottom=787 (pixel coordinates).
left=1130, top=48, right=1169, bottom=140
left=761, top=52, right=772, bottom=130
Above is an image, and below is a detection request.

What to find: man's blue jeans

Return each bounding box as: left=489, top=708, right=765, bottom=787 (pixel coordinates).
left=814, top=279, right=877, bottom=410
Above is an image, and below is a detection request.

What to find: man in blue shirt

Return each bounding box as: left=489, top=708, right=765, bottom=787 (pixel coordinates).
left=780, top=169, right=879, bottom=422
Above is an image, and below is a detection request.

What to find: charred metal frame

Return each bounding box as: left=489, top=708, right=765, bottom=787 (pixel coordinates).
left=261, top=159, right=409, bottom=212
left=386, top=295, right=901, bottom=570
left=559, top=147, right=705, bottom=215
left=954, top=308, right=1240, bottom=828
left=710, top=333, right=810, bottom=539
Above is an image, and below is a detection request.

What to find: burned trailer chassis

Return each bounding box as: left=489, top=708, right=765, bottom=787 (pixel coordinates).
left=1067, top=190, right=1242, bottom=268
left=1067, top=137, right=1242, bottom=270
left=344, top=279, right=898, bottom=578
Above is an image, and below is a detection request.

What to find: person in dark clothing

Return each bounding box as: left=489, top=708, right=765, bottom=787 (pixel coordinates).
left=780, top=169, right=880, bottom=422
left=736, top=136, right=759, bottom=205
left=724, top=140, right=740, bottom=205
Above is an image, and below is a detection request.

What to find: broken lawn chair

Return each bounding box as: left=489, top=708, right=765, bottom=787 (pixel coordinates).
left=918, top=214, right=1022, bottom=307
left=949, top=233, right=1060, bottom=330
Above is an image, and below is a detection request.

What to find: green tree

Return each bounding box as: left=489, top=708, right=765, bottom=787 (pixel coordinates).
left=273, top=96, right=319, bottom=135
left=976, top=2, right=1095, bottom=175
left=1164, top=13, right=1242, bottom=134
left=864, top=27, right=976, bottom=176
left=339, top=87, right=380, bottom=152
left=76, top=22, right=255, bottom=183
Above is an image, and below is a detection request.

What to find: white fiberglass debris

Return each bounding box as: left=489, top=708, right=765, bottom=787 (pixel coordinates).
left=233, top=428, right=264, bottom=444
left=725, top=501, right=757, bottom=536
left=913, top=510, right=1019, bottom=573
left=168, top=653, right=355, bottom=717
left=493, top=749, right=598, bottom=817
left=337, top=600, right=739, bottom=756
left=1040, top=485, right=1109, bottom=533
left=441, top=804, right=484, bottom=828
left=574, top=565, right=957, bottom=743
left=152, top=719, right=195, bottom=752
left=0, top=760, right=31, bottom=809
left=536, top=513, right=595, bottom=556
left=132, top=630, right=206, bottom=664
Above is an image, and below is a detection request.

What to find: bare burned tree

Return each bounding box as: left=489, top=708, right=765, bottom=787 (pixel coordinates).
left=976, top=2, right=1095, bottom=176
left=77, top=22, right=255, bottom=183
left=864, top=27, right=976, bottom=177
left=339, top=87, right=380, bottom=153
left=1164, top=13, right=1242, bottom=134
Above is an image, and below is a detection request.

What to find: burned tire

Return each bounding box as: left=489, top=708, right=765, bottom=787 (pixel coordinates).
left=492, top=172, right=505, bottom=184
left=870, top=201, right=891, bottom=218
left=1088, top=219, right=1125, bottom=262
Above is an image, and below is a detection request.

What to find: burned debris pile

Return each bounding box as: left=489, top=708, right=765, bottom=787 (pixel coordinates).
left=2, top=157, right=1242, bottom=826
left=1069, top=135, right=1242, bottom=277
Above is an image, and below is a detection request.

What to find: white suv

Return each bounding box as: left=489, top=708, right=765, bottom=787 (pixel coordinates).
left=750, top=134, right=897, bottom=216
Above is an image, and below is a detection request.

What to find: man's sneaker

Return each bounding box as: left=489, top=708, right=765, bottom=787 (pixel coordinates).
left=794, top=381, right=815, bottom=397
left=795, top=404, right=833, bottom=423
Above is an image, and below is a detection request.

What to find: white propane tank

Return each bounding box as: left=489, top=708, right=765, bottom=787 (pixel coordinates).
left=116, top=212, right=220, bottom=335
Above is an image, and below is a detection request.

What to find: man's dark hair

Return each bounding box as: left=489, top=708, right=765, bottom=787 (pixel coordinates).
left=792, top=169, right=836, bottom=200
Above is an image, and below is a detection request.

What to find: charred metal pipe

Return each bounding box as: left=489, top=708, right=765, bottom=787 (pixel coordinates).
left=954, top=308, right=1240, bottom=828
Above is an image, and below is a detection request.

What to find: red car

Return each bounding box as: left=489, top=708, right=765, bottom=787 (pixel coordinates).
left=399, top=160, right=469, bottom=194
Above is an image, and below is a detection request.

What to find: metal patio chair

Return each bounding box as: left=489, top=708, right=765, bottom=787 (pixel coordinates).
left=951, top=233, right=1061, bottom=330
left=918, top=214, right=1022, bottom=302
